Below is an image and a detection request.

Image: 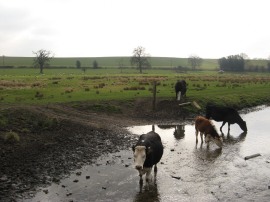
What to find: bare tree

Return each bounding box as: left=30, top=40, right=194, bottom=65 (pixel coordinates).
left=76, top=60, right=81, bottom=69
left=267, top=56, right=270, bottom=72
left=130, top=46, right=151, bottom=73
left=33, top=49, right=53, bottom=74
left=188, top=55, right=203, bottom=70
left=93, top=60, right=99, bottom=69
left=240, top=53, right=249, bottom=59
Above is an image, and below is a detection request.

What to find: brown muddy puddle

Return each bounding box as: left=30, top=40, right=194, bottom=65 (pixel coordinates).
left=23, top=106, right=270, bottom=202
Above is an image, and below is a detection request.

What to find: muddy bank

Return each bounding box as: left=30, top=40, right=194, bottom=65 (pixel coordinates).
left=0, top=107, right=137, bottom=201
left=0, top=98, right=191, bottom=201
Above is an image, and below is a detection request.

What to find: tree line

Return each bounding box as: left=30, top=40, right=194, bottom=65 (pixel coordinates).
left=218, top=55, right=245, bottom=72
left=32, top=49, right=270, bottom=74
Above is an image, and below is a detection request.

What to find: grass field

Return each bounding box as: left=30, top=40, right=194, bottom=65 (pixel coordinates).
left=0, top=68, right=270, bottom=109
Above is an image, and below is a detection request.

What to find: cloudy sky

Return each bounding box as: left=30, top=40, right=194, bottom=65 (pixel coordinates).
left=0, top=0, right=269, bottom=59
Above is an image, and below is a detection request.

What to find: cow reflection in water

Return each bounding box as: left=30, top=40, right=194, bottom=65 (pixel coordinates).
left=157, top=125, right=186, bottom=140
left=222, top=131, right=247, bottom=144
left=173, top=125, right=185, bottom=140
left=134, top=180, right=160, bottom=202
left=194, top=146, right=223, bottom=160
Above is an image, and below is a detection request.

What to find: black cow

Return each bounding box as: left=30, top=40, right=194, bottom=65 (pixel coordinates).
left=175, top=80, right=187, bottom=100
left=205, top=105, right=247, bottom=132
left=132, top=131, right=163, bottom=183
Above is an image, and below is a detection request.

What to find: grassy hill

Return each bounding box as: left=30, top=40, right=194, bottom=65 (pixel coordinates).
left=0, top=56, right=268, bottom=71
left=0, top=56, right=219, bottom=70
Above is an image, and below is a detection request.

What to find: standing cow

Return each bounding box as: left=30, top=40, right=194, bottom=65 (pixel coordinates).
left=205, top=104, right=247, bottom=132
left=195, top=116, right=223, bottom=148
left=132, top=131, right=163, bottom=183
left=175, top=80, right=187, bottom=101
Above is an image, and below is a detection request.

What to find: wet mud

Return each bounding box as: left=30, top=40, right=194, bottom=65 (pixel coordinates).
left=18, top=106, right=270, bottom=202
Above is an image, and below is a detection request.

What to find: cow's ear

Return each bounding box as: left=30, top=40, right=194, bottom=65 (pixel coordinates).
left=147, top=146, right=152, bottom=154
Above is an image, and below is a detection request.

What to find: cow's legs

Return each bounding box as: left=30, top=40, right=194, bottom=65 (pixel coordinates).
left=139, top=174, right=143, bottom=185
left=228, top=123, right=230, bottom=132
left=200, top=132, right=204, bottom=143
left=195, top=129, right=199, bottom=143
left=205, top=134, right=210, bottom=148
left=176, top=91, right=181, bottom=100
left=153, top=165, right=157, bottom=180
left=220, top=121, right=226, bottom=132
left=145, top=167, right=152, bottom=182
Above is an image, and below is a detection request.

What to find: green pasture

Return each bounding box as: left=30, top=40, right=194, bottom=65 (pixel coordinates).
left=0, top=68, right=270, bottom=109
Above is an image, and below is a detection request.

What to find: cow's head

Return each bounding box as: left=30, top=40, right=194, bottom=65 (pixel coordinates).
left=205, top=134, right=223, bottom=148
left=213, top=136, right=223, bottom=148
left=239, top=121, right=247, bottom=132
left=133, top=145, right=151, bottom=171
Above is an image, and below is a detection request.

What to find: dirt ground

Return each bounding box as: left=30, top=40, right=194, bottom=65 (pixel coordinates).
left=0, top=99, right=192, bottom=201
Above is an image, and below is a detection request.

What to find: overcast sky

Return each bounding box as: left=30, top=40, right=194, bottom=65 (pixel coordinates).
left=0, top=0, right=269, bottom=59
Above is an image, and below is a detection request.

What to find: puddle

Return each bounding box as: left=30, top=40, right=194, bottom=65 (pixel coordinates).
left=22, top=106, right=270, bottom=202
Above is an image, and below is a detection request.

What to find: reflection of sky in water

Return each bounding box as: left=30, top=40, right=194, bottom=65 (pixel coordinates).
left=128, top=125, right=195, bottom=149
left=128, top=106, right=270, bottom=156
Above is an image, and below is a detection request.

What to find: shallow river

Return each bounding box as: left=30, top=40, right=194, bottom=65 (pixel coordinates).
left=25, top=106, right=270, bottom=202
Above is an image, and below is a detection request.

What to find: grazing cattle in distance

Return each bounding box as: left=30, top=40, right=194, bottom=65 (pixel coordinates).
left=205, top=105, right=247, bottom=132
left=132, top=131, right=163, bottom=183
left=195, top=116, right=223, bottom=148
left=175, top=80, right=187, bottom=101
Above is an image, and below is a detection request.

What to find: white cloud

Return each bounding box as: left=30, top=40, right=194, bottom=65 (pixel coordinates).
left=0, top=0, right=269, bottom=58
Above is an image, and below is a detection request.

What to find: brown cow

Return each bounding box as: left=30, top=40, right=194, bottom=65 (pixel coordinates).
left=195, top=116, right=223, bottom=148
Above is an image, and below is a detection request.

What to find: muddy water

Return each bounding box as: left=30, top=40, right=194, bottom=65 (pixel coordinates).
left=24, top=106, right=270, bottom=202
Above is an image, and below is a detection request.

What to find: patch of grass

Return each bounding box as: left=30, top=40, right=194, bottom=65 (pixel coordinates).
left=2, top=131, right=20, bottom=143
left=20, top=128, right=31, bottom=133
left=75, top=104, right=122, bottom=114
left=35, top=91, right=44, bottom=98
left=34, top=118, right=58, bottom=131
left=0, top=115, right=8, bottom=127
left=65, top=88, right=74, bottom=93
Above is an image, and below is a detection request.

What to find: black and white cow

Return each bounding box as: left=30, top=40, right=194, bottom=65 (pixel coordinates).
left=132, top=131, right=163, bottom=183
left=175, top=80, right=187, bottom=101
left=205, top=104, right=247, bottom=132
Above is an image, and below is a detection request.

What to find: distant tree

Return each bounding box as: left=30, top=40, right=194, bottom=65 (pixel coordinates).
left=267, top=61, right=270, bottom=72
left=188, top=55, right=203, bottom=70
left=118, top=58, right=124, bottom=73
left=93, top=60, right=99, bottom=69
left=33, top=49, right=53, bottom=74
left=218, top=54, right=245, bottom=71
left=2, top=55, right=5, bottom=66
left=76, top=60, right=81, bottom=69
left=130, top=46, right=151, bottom=73
left=240, top=53, right=249, bottom=59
